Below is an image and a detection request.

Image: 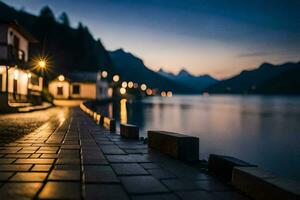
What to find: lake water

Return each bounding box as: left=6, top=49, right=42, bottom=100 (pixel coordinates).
left=96, top=95, right=300, bottom=181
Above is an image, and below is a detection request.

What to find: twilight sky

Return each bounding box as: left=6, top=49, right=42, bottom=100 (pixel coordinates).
left=3, top=0, right=300, bottom=79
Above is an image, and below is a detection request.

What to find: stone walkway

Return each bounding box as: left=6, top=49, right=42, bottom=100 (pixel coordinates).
left=0, top=107, right=250, bottom=200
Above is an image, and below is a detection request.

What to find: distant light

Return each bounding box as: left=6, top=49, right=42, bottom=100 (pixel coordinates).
left=120, top=87, right=126, bottom=95
left=146, top=89, right=153, bottom=96
left=27, top=72, right=32, bottom=78
left=122, top=81, right=128, bottom=88
left=140, top=84, right=147, bottom=91
left=167, top=91, right=173, bottom=97
left=128, top=81, right=134, bottom=88
left=14, top=69, right=19, bottom=80
left=101, top=71, right=108, bottom=78
left=133, top=83, right=138, bottom=88
left=113, top=75, right=120, bottom=82
left=161, top=91, right=166, bottom=97
left=58, top=75, right=65, bottom=81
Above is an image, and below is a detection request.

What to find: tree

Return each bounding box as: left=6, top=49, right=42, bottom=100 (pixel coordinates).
left=59, top=12, right=70, bottom=27
left=39, top=6, right=55, bottom=21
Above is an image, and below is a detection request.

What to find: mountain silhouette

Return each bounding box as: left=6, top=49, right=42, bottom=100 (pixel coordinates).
left=158, top=68, right=218, bottom=92
left=207, top=61, right=300, bottom=94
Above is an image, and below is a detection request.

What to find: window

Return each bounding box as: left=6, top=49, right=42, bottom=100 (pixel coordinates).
left=57, top=86, right=63, bottom=95
left=72, top=85, right=80, bottom=94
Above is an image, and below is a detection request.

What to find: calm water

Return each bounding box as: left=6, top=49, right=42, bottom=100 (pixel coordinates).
left=97, top=95, right=300, bottom=181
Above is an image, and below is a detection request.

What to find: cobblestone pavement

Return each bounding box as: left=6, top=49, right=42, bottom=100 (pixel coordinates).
left=0, top=107, right=250, bottom=200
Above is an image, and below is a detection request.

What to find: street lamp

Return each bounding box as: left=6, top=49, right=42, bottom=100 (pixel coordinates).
left=38, top=60, right=46, bottom=69
left=113, top=75, right=120, bottom=82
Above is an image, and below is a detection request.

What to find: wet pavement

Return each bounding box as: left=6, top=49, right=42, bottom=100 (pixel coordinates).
left=0, top=107, right=69, bottom=144
left=0, top=107, right=250, bottom=199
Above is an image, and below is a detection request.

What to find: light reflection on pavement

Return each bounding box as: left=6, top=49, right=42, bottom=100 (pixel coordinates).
left=0, top=107, right=70, bottom=144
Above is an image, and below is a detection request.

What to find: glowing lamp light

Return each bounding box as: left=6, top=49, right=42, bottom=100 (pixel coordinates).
left=128, top=81, right=134, bottom=88
left=167, top=91, right=173, bottom=97
left=161, top=91, right=166, bottom=97
left=140, top=84, right=147, bottom=91
left=133, top=83, right=138, bottom=88
left=27, top=73, right=32, bottom=78
left=113, top=75, right=120, bottom=82
left=38, top=60, right=46, bottom=68
left=120, top=87, right=126, bottom=95
left=58, top=75, right=65, bottom=81
left=122, top=81, right=128, bottom=88
left=101, top=71, right=108, bottom=78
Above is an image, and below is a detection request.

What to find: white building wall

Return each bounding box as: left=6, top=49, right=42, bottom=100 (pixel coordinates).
left=70, top=83, right=96, bottom=99
left=49, top=80, right=70, bottom=99
left=7, top=27, right=29, bottom=62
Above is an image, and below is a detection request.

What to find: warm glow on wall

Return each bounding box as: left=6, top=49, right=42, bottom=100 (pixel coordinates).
left=27, top=73, right=32, bottom=78
left=113, top=75, right=120, bottom=82
left=140, top=84, right=147, bottom=91
left=14, top=69, right=19, bottom=80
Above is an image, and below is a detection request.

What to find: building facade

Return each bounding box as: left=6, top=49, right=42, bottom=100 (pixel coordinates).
left=48, top=72, right=110, bottom=102
left=0, top=21, right=43, bottom=112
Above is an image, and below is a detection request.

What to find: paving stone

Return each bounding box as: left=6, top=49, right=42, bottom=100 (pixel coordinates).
left=100, top=145, right=126, bottom=155
left=48, top=170, right=80, bottom=181
left=212, top=192, right=251, bottom=200
left=148, top=168, right=177, bottom=179
left=106, top=154, right=151, bottom=163
left=84, top=165, right=119, bottom=183
left=10, top=172, right=48, bottom=182
left=162, top=179, right=202, bottom=191
left=0, top=172, right=14, bottom=181
left=120, top=176, right=169, bottom=194
left=56, top=158, right=80, bottom=165
left=31, top=164, right=52, bottom=172
left=38, top=181, right=81, bottom=199
left=29, top=154, right=42, bottom=158
left=5, top=154, right=31, bottom=158
left=176, top=190, right=214, bottom=200
left=0, top=158, right=16, bottom=164
left=15, top=158, right=55, bottom=164
left=85, top=184, right=129, bottom=200
left=54, top=164, right=81, bottom=170
left=0, top=164, right=32, bottom=171
left=196, top=180, right=233, bottom=192
left=0, top=182, right=42, bottom=200
left=112, top=163, right=149, bottom=175
left=131, top=194, right=180, bottom=200
left=141, top=163, right=160, bottom=170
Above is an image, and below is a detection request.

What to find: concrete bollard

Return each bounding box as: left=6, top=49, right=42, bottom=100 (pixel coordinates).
left=103, top=117, right=116, bottom=132
left=120, top=124, right=139, bottom=139
left=232, top=166, right=299, bottom=200
left=208, top=154, right=256, bottom=182
left=148, top=131, right=199, bottom=162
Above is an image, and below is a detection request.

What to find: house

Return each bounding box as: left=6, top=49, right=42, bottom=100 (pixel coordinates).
left=0, top=21, right=43, bottom=112
left=48, top=71, right=111, bottom=104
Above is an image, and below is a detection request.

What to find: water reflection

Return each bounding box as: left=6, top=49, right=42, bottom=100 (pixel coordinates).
left=98, top=95, right=300, bottom=181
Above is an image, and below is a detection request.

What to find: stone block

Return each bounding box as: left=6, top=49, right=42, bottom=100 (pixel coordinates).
left=103, top=117, right=116, bottom=132
left=148, top=131, right=199, bottom=162
left=232, top=166, right=300, bottom=200
left=208, top=154, right=256, bottom=182
left=120, top=124, right=139, bottom=139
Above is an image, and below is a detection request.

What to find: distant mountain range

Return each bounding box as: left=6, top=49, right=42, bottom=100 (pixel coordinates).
left=207, top=62, right=300, bottom=95
left=109, top=49, right=197, bottom=94
left=158, top=68, right=218, bottom=92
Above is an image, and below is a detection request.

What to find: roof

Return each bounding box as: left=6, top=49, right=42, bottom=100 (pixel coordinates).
left=67, top=72, right=97, bottom=83
left=0, top=20, right=38, bottom=43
